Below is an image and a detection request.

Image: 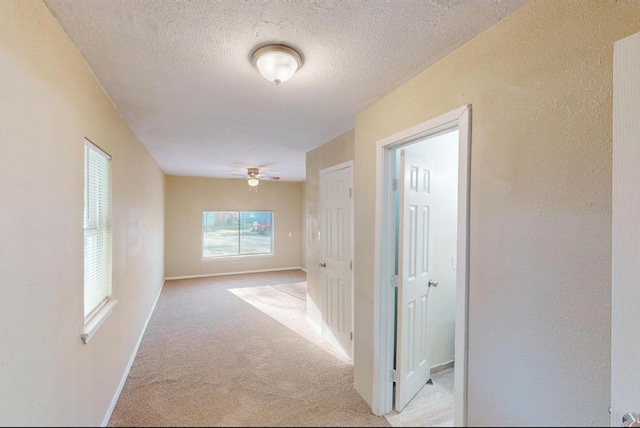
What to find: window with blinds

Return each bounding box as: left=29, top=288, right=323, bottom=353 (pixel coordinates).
left=83, top=139, right=112, bottom=321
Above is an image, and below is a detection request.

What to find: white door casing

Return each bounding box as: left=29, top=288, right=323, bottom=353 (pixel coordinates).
left=373, top=105, right=470, bottom=426
left=612, top=31, right=640, bottom=427
left=319, top=163, right=353, bottom=360
left=395, top=147, right=433, bottom=411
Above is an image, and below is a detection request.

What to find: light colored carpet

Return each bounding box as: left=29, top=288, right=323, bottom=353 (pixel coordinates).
left=269, top=281, right=307, bottom=301
left=108, top=270, right=389, bottom=427
left=229, top=281, right=350, bottom=364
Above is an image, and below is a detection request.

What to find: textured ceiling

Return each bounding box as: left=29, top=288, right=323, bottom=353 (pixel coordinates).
left=45, top=0, right=526, bottom=181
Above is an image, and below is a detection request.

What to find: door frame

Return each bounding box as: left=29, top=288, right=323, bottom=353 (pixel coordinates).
left=319, top=160, right=354, bottom=360
left=372, top=105, right=471, bottom=425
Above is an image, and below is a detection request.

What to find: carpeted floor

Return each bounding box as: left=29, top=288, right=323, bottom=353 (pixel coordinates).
left=108, top=269, right=390, bottom=427
left=269, top=281, right=307, bottom=301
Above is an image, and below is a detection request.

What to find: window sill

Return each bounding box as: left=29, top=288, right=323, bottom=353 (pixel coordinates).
left=201, top=253, right=274, bottom=262
left=81, top=299, right=118, bottom=344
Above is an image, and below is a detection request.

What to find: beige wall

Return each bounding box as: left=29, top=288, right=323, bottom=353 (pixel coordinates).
left=353, top=1, right=640, bottom=425
left=164, top=176, right=303, bottom=278
left=0, top=1, right=165, bottom=426
left=300, top=182, right=308, bottom=271
left=305, top=131, right=355, bottom=326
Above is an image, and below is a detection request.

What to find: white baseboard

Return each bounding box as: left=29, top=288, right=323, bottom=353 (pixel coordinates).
left=299, top=266, right=307, bottom=273
left=165, top=266, right=305, bottom=281
left=101, top=280, right=165, bottom=427
left=306, top=292, right=322, bottom=330
left=431, top=359, right=455, bottom=375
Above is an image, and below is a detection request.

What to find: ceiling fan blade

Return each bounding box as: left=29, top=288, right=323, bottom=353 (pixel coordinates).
left=260, top=175, right=280, bottom=180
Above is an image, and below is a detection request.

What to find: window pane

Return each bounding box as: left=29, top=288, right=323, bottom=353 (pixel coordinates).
left=83, top=140, right=112, bottom=319
left=240, top=211, right=272, bottom=255
left=202, top=211, right=273, bottom=258
left=202, top=211, right=239, bottom=257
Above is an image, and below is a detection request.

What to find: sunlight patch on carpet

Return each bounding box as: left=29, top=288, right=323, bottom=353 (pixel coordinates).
left=228, top=283, right=350, bottom=363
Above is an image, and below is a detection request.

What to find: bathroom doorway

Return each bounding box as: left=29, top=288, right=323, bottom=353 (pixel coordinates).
left=373, top=105, right=470, bottom=426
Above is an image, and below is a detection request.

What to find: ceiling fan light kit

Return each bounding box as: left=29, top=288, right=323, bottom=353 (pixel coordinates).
left=241, top=167, right=280, bottom=188
left=251, top=44, right=303, bottom=85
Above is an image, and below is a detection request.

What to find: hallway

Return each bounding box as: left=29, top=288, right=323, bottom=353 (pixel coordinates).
left=108, top=270, right=389, bottom=427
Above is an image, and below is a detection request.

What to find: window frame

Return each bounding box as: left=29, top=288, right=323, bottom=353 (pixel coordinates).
left=201, top=210, right=275, bottom=260
left=81, top=138, right=116, bottom=344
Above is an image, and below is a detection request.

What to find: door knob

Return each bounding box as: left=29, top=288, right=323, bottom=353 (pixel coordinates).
left=319, top=262, right=326, bottom=268
left=623, top=413, right=640, bottom=427
left=428, top=280, right=438, bottom=287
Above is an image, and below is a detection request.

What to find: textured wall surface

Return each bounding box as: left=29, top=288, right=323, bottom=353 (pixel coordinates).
left=164, top=176, right=303, bottom=278
left=305, top=131, right=355, bottom=327
left=0, top=1, right=165, bottom=425
left=352, top=0, right=640, bottom=425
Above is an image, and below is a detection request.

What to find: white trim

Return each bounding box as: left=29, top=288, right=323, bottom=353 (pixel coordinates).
left=81, top=299, right=117, bottom=344
left=306, top=294, right=323, bottom=330
left=164, top=266, right=304, bottom=281
left=320, top=159, right=353, bottom=175
left=299, top=266, right=308, bottom=273
left=84, top=137, right=112, bottom=160
left=201, top=253, right=274, bottom=262
left=101, top=280, right=164, bottom=427
left=372, top=105, right=471, bottom=426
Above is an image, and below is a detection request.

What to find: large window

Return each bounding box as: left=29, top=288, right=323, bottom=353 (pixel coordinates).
left=202, top=211, right=273, bottom=258
left=83, top=139, right=112, bottom=322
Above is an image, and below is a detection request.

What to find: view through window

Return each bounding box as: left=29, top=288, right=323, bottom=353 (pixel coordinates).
left=202, top=211, right=273, bottom=258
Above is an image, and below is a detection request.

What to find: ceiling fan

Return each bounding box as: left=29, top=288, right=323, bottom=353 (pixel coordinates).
left=231, top=167, right=280, bottom=188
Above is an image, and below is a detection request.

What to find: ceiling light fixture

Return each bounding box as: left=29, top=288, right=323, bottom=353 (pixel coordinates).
left=251, top=44, right=303, bottom=85
left=247, top=177, right=259, bottom=187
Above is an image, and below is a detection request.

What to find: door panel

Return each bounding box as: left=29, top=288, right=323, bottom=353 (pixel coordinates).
left=395, top=147, right=433, bottom=412
left=612, top=31, right=640, bottom=426
left=320, top=166, right=353, bottom=360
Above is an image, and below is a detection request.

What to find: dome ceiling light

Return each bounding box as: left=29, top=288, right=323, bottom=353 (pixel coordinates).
left=251, top=44, right=303, bottom=85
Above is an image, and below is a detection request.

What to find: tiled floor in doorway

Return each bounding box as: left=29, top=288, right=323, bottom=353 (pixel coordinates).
left=384, top=368, right=454, bottom=427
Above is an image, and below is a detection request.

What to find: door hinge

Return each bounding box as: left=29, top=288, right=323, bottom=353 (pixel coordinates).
left=350, top=260, right=353, bottom=270
left=392, top=179, right=398, bottom=191
left=349, top=188, right=352, bottom=198
left=391, top=274, right=400, bottom=288
left=391, top=369, right=399, bottom=383
left=350, top=332, right=353, bottom=341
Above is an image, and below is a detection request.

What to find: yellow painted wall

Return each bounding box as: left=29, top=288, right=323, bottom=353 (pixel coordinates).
left=164, top=176, right=303, bottom=278
left=0, top=1, right=165, bottom=425
left=353, top=0, right=640, bottom=425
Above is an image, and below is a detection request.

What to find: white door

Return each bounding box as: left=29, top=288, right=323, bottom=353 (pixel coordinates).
left=612, top=31, right=640, bottom=427
left=395, top=147, right=433, bottom=411
left=319, top=165, right=353, bottom=360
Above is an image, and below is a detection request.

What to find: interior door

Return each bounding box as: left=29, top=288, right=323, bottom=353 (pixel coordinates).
left=319, top=165, right=353, bottom=360
left=612, top=31, right=640, bottom=427
left=395, top=147, right=433, bottom=412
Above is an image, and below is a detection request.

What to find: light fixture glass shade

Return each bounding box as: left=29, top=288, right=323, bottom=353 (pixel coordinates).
left=247, top=178, right=259, bottom=187
left=252, top=45, right=303, bottom=85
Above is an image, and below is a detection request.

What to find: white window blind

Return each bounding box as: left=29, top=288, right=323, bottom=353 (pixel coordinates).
left=83, top=139, right=112, bottom=320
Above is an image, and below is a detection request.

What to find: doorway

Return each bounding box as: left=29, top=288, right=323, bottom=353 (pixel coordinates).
left=611, top=31, right=640, bottom=426
left=318, top=161, right=354, bottom=361
left=372, top=106, right=471, bottom=426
